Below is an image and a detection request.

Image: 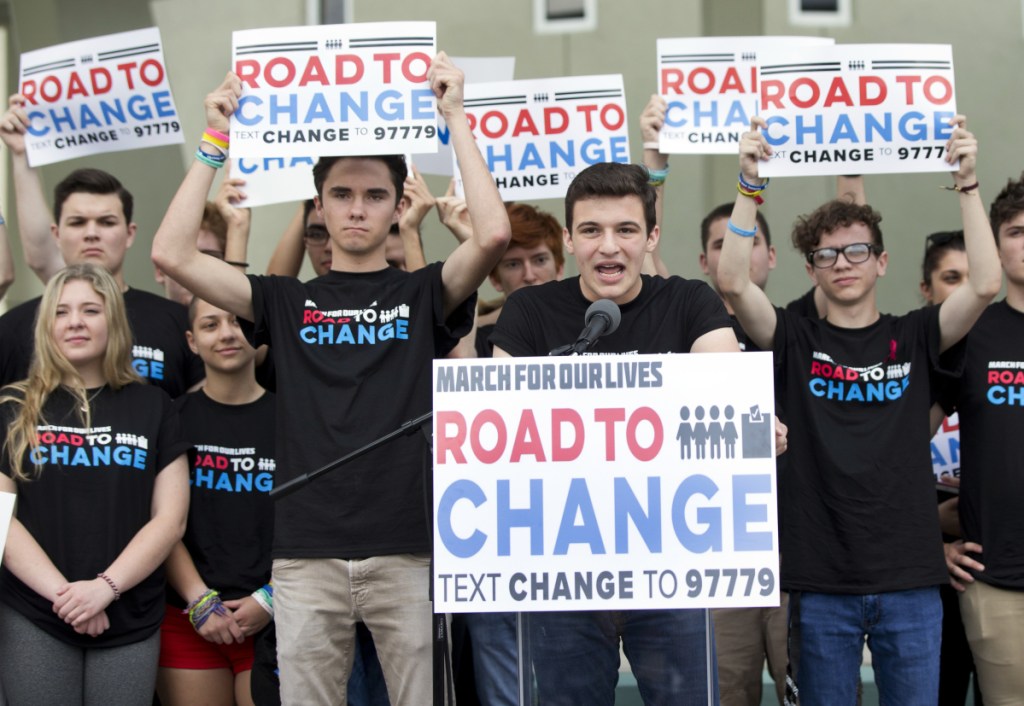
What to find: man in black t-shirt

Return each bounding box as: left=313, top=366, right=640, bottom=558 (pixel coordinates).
left=491, top=161, right=744, bottom=705
left=153, top=56, right=511, bottom=705
left=943, top=173, right=1024, bottom=701
left=718, top=117, right=1002, bottom=705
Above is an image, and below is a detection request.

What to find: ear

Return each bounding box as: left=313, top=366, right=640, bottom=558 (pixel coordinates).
left=51, top=222, right=60, bottom=243
left=876, top=250, right=888, bottom=277
left=919, top=280, right=932, bottom=302
left=392, top=195, right=407, bottom=225
left=555, top=262, right=565, bottom=280
left=489, top=271, right=505, bottom=293
left=806, top=260, right=818, bottom=284
left=767, top=245, right=778, bottom=270
left=125, top=222, right=137, bottom=249
left=314, top=195, right=324, bottom=218
left=562, top=227, right=574, bottom=254
left=644, top=224, right=660, bottom=253
left=699, top=252, right=710, bottom=276
left=186, top=330, right=199, bottom=355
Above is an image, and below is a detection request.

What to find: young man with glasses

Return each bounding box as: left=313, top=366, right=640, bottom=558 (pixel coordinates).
left=717, top=117, right=1002, bottom=706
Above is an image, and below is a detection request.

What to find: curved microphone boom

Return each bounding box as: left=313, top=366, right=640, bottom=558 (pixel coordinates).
left=571, top=299, right=621, bottom=354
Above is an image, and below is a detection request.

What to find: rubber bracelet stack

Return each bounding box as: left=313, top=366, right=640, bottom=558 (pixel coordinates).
left=737, top=172, right=769, bottom=205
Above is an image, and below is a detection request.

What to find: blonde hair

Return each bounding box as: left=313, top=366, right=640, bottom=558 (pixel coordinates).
left=1, top=264, right=141, bottom=480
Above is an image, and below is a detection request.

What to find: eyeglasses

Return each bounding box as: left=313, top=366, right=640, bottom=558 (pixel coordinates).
left=806, top=242, right=882, bottom=269
left=303, top=226, right=329, bottom=245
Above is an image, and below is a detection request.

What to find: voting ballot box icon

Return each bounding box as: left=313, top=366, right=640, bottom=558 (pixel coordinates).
left=741, top=405, right=772, bottom=458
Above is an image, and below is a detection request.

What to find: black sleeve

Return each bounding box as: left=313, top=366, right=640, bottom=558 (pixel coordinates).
left=488, top=289, right=540, bottom=357
left=679, top=279, right=734, bottom=350
left=425, top=262, right=475, bottom=357
left=154, top=391, right=192, bottom=473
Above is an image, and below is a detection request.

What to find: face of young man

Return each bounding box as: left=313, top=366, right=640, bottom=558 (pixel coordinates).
left=304, top=209, right=333, bottom=277
left=490, top=243, right=563, bottom=296
left=565, top=195, right=658, bottom=305
left=806, top=223, right=887, bottom=305
left=701, top=216, right=776, bottom=292
left=998, top=212, right=1024, bottom=289
left=186, top=299, right=257, bottom=375
left=54, top=279, right=108, bottom=379
left=53, top=192, right=136, bottom=278
left=314, top=158, right=404, bottom=269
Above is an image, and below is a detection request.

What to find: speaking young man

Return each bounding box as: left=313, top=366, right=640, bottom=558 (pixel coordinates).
left=152, top=55, right=510, bottom=704
left=717, top=117, right=1001, bottom=705
left=490, top=161, right=747, bottom=704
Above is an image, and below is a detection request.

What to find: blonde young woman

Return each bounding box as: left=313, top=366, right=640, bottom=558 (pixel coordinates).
left=0, top=264, right=189, bottom=706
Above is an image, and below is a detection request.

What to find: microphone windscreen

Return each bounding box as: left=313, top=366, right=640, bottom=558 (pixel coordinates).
left=584, top=299, right=622, bottom=335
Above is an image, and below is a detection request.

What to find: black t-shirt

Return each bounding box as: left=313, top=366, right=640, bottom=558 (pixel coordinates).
left=772, top=306, right=953, bottom=594
left=0, top=289, right=203, bottom=398
left=475, top=323, right=496, bottom=358
left=946, top=301, right=1024, bottom=590
left=246, top=263, right=474, bottom=559
left=0, top=384, right=190, bottom=647
left=490, top=275, right=732, bottom=357
left=785, top=287, right=822, bottom=320
left=171, top=389, right=276, bottom=607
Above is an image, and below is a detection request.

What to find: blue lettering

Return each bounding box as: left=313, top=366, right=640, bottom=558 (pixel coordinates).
left=553, top=478, right=605, bottom=555
left=763, top=116, right=789, bottom=146
left=376, top=90, right=404, bottom=120
left=410, top=89, right=434, bottom=119
left=671, top=474, right=722, bottom=553
left=497, top=478, right=543, bottom=556
left=269, top=93, right=298, bottom=125
left=79, top=104, right=102, bottom=129
left=339, top=91, right=369, bottom=121
left=830, top=114, right=860, bottom=143
left=733, top=475, right=772, bottom=551
left=438, top=479, right=487, bottom=558
left=153, top=90, right=176, bottom=118
left=255, top=472, right=273, bottom=492
left=235, top=95, right=263, bottom=126
left=193, top=467, right=215, bottom=488
left=613, top=477, right=661, bottom=554
left=100, top=100, right=126, bottom=126
left=127, top=94, right=153, bottom=120
left=27, top=110, right=50, bottom=136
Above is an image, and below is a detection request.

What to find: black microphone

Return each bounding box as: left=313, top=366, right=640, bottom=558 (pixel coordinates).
left=571, top=299, right=621, bottom=353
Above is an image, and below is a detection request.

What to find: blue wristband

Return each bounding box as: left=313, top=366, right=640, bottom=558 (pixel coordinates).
left=727, top=219, right=757, bottom=238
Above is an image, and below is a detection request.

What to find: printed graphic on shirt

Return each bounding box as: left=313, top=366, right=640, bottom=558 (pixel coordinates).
left=807, top=346, right=911, bottom=403
left=298, top=298, right=412, bottom=346
left=30, top=423, right=149, bottom=469
left=192, top=443, right=276, bottom=493
left=986, top=360, right=1024, bottom=406
left=930, top=413, right=959, bottom=480
left=132, top=345, right=166, bottom=381
left=674, top=403, right=771, bottom=460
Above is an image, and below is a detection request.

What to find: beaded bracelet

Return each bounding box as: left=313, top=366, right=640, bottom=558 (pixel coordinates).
left=185, top=588, right=227, bottom=630
left=97, top=572, right=121, bottom=601
left=727, top=219, right=758, bottom=238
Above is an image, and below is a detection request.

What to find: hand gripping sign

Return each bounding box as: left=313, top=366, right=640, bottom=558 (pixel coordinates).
left=230, top=22, right=437, bottom=159
left=20, top=27, right=184, bottom=167
left=454, top=74, right=629, bottom=202
left=433, top=352, right=779, bottom=613
left=756, top=44, right=957, bottom=177
left=657, top=36, right=833, bottom=155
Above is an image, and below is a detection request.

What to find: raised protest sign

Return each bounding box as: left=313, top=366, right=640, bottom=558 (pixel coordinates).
left=20, top=28, right=183, bottom=167
left=433, top=352, right=779, bottom=612
left=229, top=156, right=317, bottom=208
left=414, top=56, right=516, bottom=177
left=756, top=44, right=957, bottom=177
left=931, top=413, right=959, bottom=481
left=455, top=74, right=629, bottom=201
left=231, top=22, right=437, bottom=159
left=657, top=36, right=833, bottom=155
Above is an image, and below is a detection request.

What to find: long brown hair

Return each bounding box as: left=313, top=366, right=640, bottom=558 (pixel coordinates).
left=1, top=264, right=141, bottom=480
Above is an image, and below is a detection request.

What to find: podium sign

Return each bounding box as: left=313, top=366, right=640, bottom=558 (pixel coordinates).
left=432, top=352, right=778, bottom=613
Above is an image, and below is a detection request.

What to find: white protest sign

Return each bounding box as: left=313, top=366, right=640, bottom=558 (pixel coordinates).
left=20, top=28, right=184, bottom=167
left=657, top=36, right=833, bottom=155
left=231, top=22, right=437, bottom=159
left=931, top=413, right=960, bottom=481
left=414, top=56, right=516, bottom=177
left=433, top=353, right=779, bottom=613
left=229, top=156, right=317, bottom=208
left=0, top=492, right=15, bottom=565
left=757, top=44, right=957, bottom=177
left=455, top=74, right=629, bottom=202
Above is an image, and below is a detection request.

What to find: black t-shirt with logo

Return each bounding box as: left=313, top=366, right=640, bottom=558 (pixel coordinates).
left=170, top=389, right=276, bottom=607
left=0, top=384, right=190, bottom=647
left=946, top=301, right=1024, bottom=590
left=0, top=289, right=203, bottom=398
left=772, top=306, right=954, bottom=594
left=246, top=263, right=473, bottom=559
left=492, top=275, right=731, bottom=356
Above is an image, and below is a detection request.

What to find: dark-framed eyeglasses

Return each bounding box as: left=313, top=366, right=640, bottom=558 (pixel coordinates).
left=806, top=242, right=882, bottom=269
left=303, top=226, right=329, bottom=245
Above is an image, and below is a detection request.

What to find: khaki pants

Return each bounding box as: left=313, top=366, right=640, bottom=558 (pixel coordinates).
left=713, top=592, right=789, bottom=706
left=959, top=579, right=1024, bottom=705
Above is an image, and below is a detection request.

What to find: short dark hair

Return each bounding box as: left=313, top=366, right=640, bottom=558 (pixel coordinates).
left=791, top=200, right=884, bottom=255
left=564, top=163, right=657, bottom=235
left=302, top=199, right=317, bottom=225
left=921, top=230, right=965, bottom=286
left=200, top=202, right=228, bottom=254
left=989, top=172, right=1024, bottom=243
left=53, top=168, right=133, bottom=223
left=700, top=203, right=772, bottom=251
left=312, top=156, right=407, bottom=204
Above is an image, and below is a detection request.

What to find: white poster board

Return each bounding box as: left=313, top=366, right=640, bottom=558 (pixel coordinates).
left=20, top=28, right=184, bottom=166
left=455, top=74, right=629, bottom=202
left=756, top=44, right=957, bottom=177
left=433, top=353, right=779, bottom=613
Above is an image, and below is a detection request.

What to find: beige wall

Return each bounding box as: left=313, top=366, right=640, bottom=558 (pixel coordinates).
left=2, top=0, right=1021, bottom=312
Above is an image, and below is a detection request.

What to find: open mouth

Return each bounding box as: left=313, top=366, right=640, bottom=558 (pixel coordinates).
left=596, top=263, right=625, bottom=280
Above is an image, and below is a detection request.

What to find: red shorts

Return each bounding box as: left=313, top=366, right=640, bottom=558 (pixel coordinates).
left=159, top=604, right=255, bottom=674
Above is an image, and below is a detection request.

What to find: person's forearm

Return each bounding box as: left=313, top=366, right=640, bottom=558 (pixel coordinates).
left=959, top=188, right=1002, bottom=300
left=165, top=541, right=209, bottom=604
left=400, top=224, right=427, bottom=272
left=153, top=161, right=221, bottom=277
left=11, top=152, right=63, bottom=282
left=102, top=507, right=186, bottom=596
left=449, top=110, right=509, bottom=256
left=266, top=204, right=306, bottom=276
left=3, top=518, right=68, bottom=602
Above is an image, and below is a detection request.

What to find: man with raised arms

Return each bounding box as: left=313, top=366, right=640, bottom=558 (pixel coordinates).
left=717, top=117, right=1001, bottom=705
left=152, top=54, right=511, bottom=705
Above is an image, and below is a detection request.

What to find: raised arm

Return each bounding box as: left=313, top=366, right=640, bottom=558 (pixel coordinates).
left=266, top=203, right=307, bottom=277
left=398, top=164, right=433, bottom=272
left=152, top=74, right=254, bottom=320
left=640, top=94, right=669, bottom=277
left=435, top=179, right=474, bottom=244
left=717, top=118, right=778, bottom=350
left=0, top=95, right=64, bottom=282
left=935, top=116, right=1002, bottom=352
left=216, top=175, right=253, bottom=272
left=435, top=53, right=511, bottom=317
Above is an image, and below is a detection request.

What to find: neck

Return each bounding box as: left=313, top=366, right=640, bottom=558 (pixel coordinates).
left=202, top=366, right=263, bottom=405
left=65, top=366, right=106, bottom=389
left=1007, top=282, right=1024, bottom=313
left=331, top=246, right=389, bottom=274
left=824, top=297, right=880, bottom=328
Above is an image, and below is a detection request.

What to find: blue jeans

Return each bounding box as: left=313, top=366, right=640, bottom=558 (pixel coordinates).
left=464, top=612, right=519, bottom=706
left=348, top=622, right=390, bottom=706
left=526, top=609, right=719, bottom=706
left=789, top=588, right=942, bottom=706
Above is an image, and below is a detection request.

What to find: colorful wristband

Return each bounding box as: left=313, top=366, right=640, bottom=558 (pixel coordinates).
left=727, top=220, right=758, bottom=238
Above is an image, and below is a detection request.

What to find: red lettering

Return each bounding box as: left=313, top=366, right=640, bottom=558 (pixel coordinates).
left=760, top=79, right=785, bottom=109
left=511, top=110, right=539, bottom=137
left=90, top=67, right=112, bottom=95
left=20, top=79, right=37, bottom=105
left=116, top=62, right=138, bottom=89
left=139, top=59, right=164, bottom=87
left=401, top=52, right=431, bottom=83
left=374, top=53, right=400, bottom=83
left=600, top=103, right=625, bottom=131
left=859, top=76, right=886, bottom=106
left=660, top=67, right=683, bottom=94
left=264, top=57, right=296, bottom=89
left=895, top=75, right=921, bottom=103
left=941, top=415, right=959, bottom=432
left=41, top=76, right=62, bottom=103
left=718, top=66, right=754, bottom=94
left=789, top=78, right=820, bottom=109
left=988, top=371, right=1000, bottom=384
left=543, top=107, right=569, bottom=135
left=687, top=67, right=715, bottom=94
left=470, top=410, right=506, bottom=464
left=822, top=76, right=853, bottom=108
left=594, top=408, right=625, bottom=461
left=435, top=411, right=467, bottom=465
left=480, top=111, right=508, bottom=139
left=575, top=104, right=598, bottom=131
left=235, top=59, right=261, bottom=88
left=298, top=56, right=330, bottom=86
left=923, top=76, right=952, bottom=105
left=510, top=410, right=546, bottom=462
left=334, top=54, right=364, bottom=85
left=551, top=408, right=584, bottom=462
left=626, top=407, right=662, bottom=462
left=810, top=361, right=822, bottom=376
left=66, top=72, right=89, bottom=100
